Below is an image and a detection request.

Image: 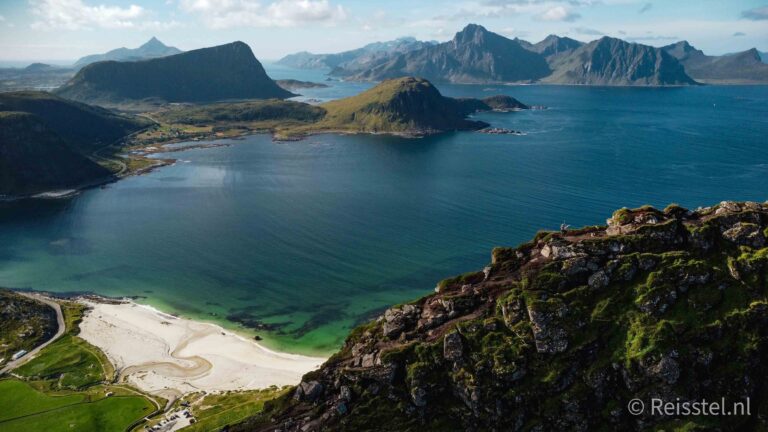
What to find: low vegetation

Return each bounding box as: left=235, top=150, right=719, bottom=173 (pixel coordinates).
left=175, top=387, right=290, bottom=432
left=0, top=289, right=57, bottom=364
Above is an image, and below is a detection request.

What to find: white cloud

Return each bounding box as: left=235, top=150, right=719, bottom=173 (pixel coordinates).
left=29, top=0, right=147, bottom=30
left=537, top=6, right=581, bottom=22
left=0, top=15, right=5, bottom=22
left=179, top=0, right=347, bottom=29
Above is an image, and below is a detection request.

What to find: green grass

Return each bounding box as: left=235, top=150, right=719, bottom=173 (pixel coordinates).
left=0, top=380, right=85, bottom=421
left=0, top=380, right=153, bottom=432
left=14, top=301, right=113, bottom=390
left=14, top=334, right=107, bottom=389
left=181, top=388, right=288, bottom=432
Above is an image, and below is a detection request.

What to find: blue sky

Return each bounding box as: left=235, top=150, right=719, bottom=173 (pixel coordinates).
left=0, top=0, right=766, bottom=63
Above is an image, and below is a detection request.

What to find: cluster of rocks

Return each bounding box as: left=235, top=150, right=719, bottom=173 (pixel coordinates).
left=478, top=127, right=525, bottom=135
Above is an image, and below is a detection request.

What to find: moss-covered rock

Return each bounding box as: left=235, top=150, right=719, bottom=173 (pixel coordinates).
left=232, top=201, right=768, bottom=432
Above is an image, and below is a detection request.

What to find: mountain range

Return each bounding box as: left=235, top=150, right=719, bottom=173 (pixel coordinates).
left=662, top=41, right=768, bottom=84
left=277, top=37, right=438, bottom=74
left=541, top=36, right=696, bottom=85
left=56, top=41, right=293, bottom=107
left=280, top=24, right=768, bottom=85
left=347, top=25, right=551, bottom=84
left=74, top=37, right=182, bottom=68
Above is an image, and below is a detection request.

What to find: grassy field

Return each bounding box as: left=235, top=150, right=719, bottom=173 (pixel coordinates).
left=14, top=334, right=108, bottom=389
left=180, top=387, right=288, bottom=432
left=0, top=380, right=154, bottom=432
left=14, top=301, right=114, bottom=390
left=2, top=300, right=160, bottom=431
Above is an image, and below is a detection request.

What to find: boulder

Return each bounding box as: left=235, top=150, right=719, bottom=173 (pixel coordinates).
left=443, top=332, right=464, bottom=362
left=411, top=386, right=428, bottom=407
left=294, top=380, right=324, bottom=402
left=722, top=222, right=765, bottom=248
left=527, top=300, right=569, bottom=353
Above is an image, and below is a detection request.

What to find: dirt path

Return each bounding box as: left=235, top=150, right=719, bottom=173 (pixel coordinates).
left=0, top=293, right=65, bottom=374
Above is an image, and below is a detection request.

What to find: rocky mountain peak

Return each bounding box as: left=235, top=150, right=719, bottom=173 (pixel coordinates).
left=452, top=24, right=492, bottom=46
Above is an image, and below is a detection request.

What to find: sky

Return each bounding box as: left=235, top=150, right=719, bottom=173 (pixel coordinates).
left=0, top=0, right=766, bottom=64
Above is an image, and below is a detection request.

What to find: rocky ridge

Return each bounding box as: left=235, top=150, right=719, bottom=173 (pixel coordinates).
left=233, top=201, right=768, bottom=431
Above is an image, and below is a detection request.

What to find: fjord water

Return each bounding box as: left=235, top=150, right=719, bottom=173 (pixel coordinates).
left=1, top=78, right=767, bottom=355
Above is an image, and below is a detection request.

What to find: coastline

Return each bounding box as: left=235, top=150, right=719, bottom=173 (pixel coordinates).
left=77, top=296, right=325, bottom=399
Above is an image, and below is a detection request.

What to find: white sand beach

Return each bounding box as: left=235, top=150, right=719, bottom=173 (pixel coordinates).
left=78, top=300, right=325, bottom=399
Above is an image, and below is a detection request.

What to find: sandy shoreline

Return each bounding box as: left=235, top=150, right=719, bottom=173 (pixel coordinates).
left=78, top=299, right=325, bottom=399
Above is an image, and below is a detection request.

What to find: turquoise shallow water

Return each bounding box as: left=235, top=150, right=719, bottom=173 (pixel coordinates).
left=0, top=69, right=766, bottom=355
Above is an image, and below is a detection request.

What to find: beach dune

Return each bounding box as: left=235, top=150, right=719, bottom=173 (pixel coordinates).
left=78, top=300, right=324, bottom=398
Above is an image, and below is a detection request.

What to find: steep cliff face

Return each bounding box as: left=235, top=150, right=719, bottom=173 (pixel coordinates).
left=544, top=37, right=697, bottom=85
left=56, top=42, right=293, bottom=105
left=234, top=201, right=768, bottom=431
left=350, top=25, right=551, bottom=84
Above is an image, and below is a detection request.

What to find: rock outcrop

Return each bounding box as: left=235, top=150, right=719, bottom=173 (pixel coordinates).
left=233, top=201, right=768, bottom=431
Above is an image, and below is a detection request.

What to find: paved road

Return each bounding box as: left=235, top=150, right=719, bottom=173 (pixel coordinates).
left=0, top=293, right=65, bottom=375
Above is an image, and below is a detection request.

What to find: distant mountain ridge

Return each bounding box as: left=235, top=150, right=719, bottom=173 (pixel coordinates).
left=74, top=37, right=182, bottom=67
left=277, top=37, right=438, bottom=73
left=348, top=25, right=551, bottom=84
left=280, top=25, right=763, bottom=86
left=316, top=25, right=693, bottom=86
left=662, top=41, right=768, bottom=83
left=542, top=36, right=696, bottom=85
left=57, top=42, right=293, bottom=106
left=531, top=35, right=584, bottom=58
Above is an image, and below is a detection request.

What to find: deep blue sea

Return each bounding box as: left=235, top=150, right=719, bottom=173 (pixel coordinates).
left=0, top=64, right=766, bottom=355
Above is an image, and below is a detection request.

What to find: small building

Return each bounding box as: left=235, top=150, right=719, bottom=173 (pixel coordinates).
left=11, top=350, right=27, bottom=361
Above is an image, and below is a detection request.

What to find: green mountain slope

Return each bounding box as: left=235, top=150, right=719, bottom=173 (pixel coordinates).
left=56, top=42, right=293, bottom=106
left=0, top=91, right=150, bottom=154
left=0, top=112, right=114, bottom=196
left=296, top=77, right=490, bottom=136
left=233, top=201, right=768, bottom=431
